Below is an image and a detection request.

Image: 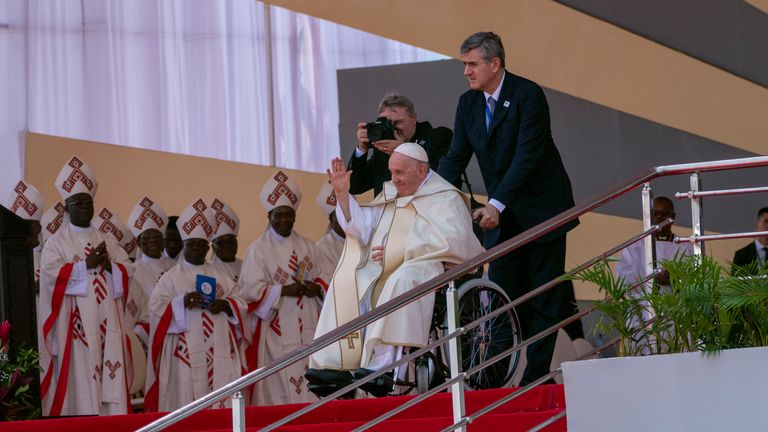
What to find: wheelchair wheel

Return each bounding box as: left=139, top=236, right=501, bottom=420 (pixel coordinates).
left=391, top=337, right=445, bottom=396
left=457, top=278, right=521, bottom=390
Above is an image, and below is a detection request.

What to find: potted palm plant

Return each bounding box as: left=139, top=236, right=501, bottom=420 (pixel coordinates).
left=0, top=321, right=40, bottom=421
left=561, top=254, right=768, bottom=431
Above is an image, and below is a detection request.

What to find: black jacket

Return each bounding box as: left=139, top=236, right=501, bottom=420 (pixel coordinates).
left=732, top=242, right=762, bottom=275
left=438, top=71, right=578, bottom=247
left=347, top=121, right=452, bottom=196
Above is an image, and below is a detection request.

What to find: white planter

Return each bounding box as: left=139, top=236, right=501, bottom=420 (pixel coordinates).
left=562, top=347, right=768, bottom=432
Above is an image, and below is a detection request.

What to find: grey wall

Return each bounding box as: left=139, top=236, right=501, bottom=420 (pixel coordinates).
left=338, top=59, right=768, bottom=235
left=555, top=0, right=768, bottom=87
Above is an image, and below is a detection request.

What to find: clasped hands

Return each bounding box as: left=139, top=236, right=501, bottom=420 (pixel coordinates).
left=183, top=291, right=232, bottom=316
left=282, top=280, right=323, bottom=298
left=86, top=241, right=112, bottom=272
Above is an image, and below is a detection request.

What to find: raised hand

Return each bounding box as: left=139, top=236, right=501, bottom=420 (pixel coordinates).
left=327, top=157, right=352, bottom=197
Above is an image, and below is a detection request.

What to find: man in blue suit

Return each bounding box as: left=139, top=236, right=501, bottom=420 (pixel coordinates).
left=438, top=32, right=580, bottom=385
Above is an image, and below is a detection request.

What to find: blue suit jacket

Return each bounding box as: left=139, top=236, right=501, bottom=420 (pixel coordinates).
left=438, top=71, right=578, bottom=247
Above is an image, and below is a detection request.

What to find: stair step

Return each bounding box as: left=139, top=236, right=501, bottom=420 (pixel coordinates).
left=3, top=385, right=565, bottom=432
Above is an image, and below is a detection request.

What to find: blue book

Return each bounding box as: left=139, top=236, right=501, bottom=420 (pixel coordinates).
left=195, top=274, right=217, bottom=308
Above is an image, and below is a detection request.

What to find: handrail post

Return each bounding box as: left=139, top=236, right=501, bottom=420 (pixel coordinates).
left=690, top=172, right=704, bottom=261
left=232, top=391, right=245, bottom=432
left=445, top=280, right=466, bottom=431
left=641, top=183, right=657, bottom=281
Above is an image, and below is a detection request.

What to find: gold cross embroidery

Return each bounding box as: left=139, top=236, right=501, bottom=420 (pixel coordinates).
left=343, top=332, right=360, bottom=349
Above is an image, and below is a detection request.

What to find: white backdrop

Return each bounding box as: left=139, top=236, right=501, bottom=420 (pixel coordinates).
left=0, top=0, right=446, bottom=198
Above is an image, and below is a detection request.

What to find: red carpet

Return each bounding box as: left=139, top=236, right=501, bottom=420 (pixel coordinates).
left=4, top=385, right=566, bottom=431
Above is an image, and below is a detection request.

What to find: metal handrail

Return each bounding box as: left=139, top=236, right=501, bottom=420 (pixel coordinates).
left=137, top=155, right=768, bottom=432
left=674, top=230, right=768, bottom=244
left=674, top=186, right=768, bottom=199
left=528, top=411, right=567, bottom=432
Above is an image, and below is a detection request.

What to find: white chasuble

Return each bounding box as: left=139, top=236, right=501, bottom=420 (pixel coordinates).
left=39, top=224, right=133, bottom=416
left=315, top=230, right=344, bottom=279
left=310, top=171, right=485, bottom=372
left=144, top=260, right=246, bottom=412
left=616, top=240, right=695, bottom=287
left=209, top=255, right=243, bottom=284
left=123, top=254, right=173, bottom=394
left=240, top=229, right=330, bottom=406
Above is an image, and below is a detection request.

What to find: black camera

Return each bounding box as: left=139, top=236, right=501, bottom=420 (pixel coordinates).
left=365, top=117, right=396, bottom=143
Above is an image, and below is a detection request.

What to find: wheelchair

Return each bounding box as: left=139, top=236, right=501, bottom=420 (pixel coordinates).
left=391, top=270, right=522, bottom=395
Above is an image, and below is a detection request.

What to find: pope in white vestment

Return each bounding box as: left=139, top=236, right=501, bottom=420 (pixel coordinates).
left=39, top=156, right=133, bottom=416
left=309, top=144, right=484, bottom=384
left=240, top=171, right=330, bottom=406
left=144, top=199, right=247, bottom=412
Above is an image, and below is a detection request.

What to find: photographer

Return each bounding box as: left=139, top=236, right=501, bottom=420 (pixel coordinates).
left=348, top=93, right=453, bottom=196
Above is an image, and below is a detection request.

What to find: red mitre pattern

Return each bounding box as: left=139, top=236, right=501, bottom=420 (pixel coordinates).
left=267, top=171, right=299, bottom=207
left=61, top=156, right=95, bottom=194
left=179, top=199, right=214, bottom=240
left=9, top=181, right=43, bottom=220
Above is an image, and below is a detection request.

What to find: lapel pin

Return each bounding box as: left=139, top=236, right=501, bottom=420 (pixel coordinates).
left=503, top=100, right=510, bottom=108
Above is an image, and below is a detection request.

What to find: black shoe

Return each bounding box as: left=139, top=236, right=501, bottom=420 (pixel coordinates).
left=305, top=368, right=354, bottom=386
left=353, top=368, right=394, bottom=397
left=305, top=368, right=356, bottom=398
left=307, top=382, right=356, bottom=399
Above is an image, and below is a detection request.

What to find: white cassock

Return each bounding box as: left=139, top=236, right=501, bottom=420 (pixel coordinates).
left=616, top=239, right=694, bottom=353
left=123, top=254, right=174, bottom=394
left=144, top=260, right=247, bottom=412
left=315, top=229, right=344, bottom=278
left=209, top=255, right=243, bottom=284
left=240, top=228, right=330, bottom=406
left=39, top=224, right=133, bottom=417
left=616, top=239, right=695, bottom=288
left=310, top=171, right=484, bottom=372
left=126, top=254, right=176, bottom=346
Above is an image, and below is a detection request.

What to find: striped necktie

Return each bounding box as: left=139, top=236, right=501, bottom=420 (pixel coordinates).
left=486, top=96, right=496, bottom=130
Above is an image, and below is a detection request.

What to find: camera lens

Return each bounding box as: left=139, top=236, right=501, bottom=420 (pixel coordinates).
left=365, top=117, right=395, bottom=143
